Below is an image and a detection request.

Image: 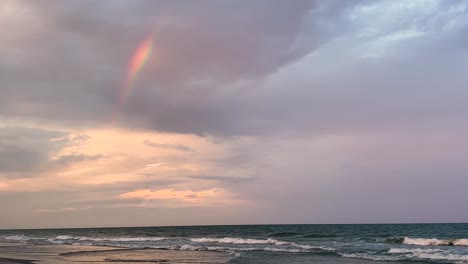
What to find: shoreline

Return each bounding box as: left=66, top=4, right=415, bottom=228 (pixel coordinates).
left=0, top=242, right=233, bottom=264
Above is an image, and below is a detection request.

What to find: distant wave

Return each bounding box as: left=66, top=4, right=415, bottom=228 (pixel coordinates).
left=386, top=237, right=468, bottom=246
left=190, top=237, right=335, bottom=252
left=190, top=237, right=289, bottom=245
left=176, top=244, right=311, bottom=253
left=385, top=236, right=468, bottom=246
left=5, top=235, right=42, bottom=241
left=388, top=248, right=443, bottom=254
left=3, top=234, right=334, bottom=255
left=54, top=235, right=167, bottom=242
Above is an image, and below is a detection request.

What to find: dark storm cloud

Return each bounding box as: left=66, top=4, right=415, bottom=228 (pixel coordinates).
left=2, top=0, right=468, bottom=137
left=0, top=0, right=347, bottom=135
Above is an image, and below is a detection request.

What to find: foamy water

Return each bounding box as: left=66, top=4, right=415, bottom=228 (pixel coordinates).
left=2, top=224, right=468, bottom=263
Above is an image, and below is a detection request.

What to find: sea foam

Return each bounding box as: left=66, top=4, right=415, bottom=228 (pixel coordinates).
left=388, top=248, right=443, bottom=254
left=190, top=237, right=288, bottom=245
left=403, top=237, right=468, bottom=246
left=54, top=235, right=167, bottom=242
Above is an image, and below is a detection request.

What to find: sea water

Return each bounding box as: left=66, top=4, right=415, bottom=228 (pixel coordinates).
left=1, top=224, right=467, bottom=263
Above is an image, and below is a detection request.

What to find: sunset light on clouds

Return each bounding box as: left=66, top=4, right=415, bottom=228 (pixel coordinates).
left=1, top=0, right=468, bottom=229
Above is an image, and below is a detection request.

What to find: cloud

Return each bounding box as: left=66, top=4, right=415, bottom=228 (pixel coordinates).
left=0, top=125, right=107, bottom=180
left=119, top=188, right=241, bottom=206
left=0, top=0, right=339, bottom=135
left=143, top=140, right=191, bottom=152
left=52, top=154, right=104, bottom=166
left=185, top=175, right=255, bottom=184
left=34, top=207, right=90, bottom=214
left=0, top=126, right=68, bottom=177
left=120, top=188, right=214, bottom=201
left=1, top=0, right=467, bottom=138
left=2, top=1, right=468, bottom=227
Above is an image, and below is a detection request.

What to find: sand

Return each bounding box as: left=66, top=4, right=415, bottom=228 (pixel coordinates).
left=0, top=242, right=232, bottom=264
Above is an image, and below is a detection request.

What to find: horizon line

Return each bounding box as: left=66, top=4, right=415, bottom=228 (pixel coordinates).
left=1, top=222, right=467, bottom=231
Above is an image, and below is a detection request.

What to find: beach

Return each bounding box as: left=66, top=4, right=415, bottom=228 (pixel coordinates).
left=1, top=224, right=467, bottom=263
left=0, top=242, right=232, bottom=264
left=0, top=242, right=416, bottom=264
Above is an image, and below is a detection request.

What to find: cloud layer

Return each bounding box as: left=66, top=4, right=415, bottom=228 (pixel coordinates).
left=1, top=0, right=468, bottom=228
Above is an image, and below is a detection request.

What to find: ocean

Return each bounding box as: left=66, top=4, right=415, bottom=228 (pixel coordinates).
left=1, top=224, right=467, bottom=263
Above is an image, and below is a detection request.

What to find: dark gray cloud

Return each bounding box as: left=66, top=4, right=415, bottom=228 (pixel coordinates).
left=2, top=1, right=468, bottom=136
left=0, top=0, right=340, bottom=134
left=0, top=126, right=100, bottom=178
left=0, top=127, right=67, bottom=177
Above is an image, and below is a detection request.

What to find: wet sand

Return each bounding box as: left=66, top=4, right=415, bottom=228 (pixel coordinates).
left=0, top=242, right=232, bottom=264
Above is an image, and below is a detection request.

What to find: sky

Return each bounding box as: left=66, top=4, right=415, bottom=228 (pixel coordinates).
left=1, top=0, right=468, bottom=229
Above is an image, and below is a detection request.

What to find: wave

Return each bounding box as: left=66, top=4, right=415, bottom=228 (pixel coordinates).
left=5, top=235, right=30, bottom=241
left=54, top=235, right=167, bottom=242
left=190, top=237, right=289, bottom=245
left=189, top=237, right=336, bottom=252
left=338, top=253, right=400, bottom=262
left=5, top=235, right=43, bottom=242
left=388, top=248, right=443, bottom=254
left=176, top=245, right=311, bottom=253
left=12, top=233, right=468, bottom=262
left=403, top=237, right=468, bottom=246
left=3, top=234, right=333, bottom=255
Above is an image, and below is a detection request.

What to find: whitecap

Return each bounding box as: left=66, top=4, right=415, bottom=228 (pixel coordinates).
left=388, top=247, right=443, bottom=254
left=190, top=237, right=288, bottom=245
left=403, top=237, right=468, bottom=246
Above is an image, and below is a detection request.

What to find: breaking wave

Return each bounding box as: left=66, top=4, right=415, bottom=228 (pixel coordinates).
left=54, top=235, right=167, bottom=242
left=388, top=248, right=443, bottom=254
left=4, top=232, right=468, bottom=263
left=401, top=237, right=468, bottom=246
left=190, top=237, right=288, bottom=245
left=3, top=234, right=334, bottom=255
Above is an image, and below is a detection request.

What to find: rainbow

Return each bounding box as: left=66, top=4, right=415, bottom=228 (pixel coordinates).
left=113, top=34, right=154, bottom=123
